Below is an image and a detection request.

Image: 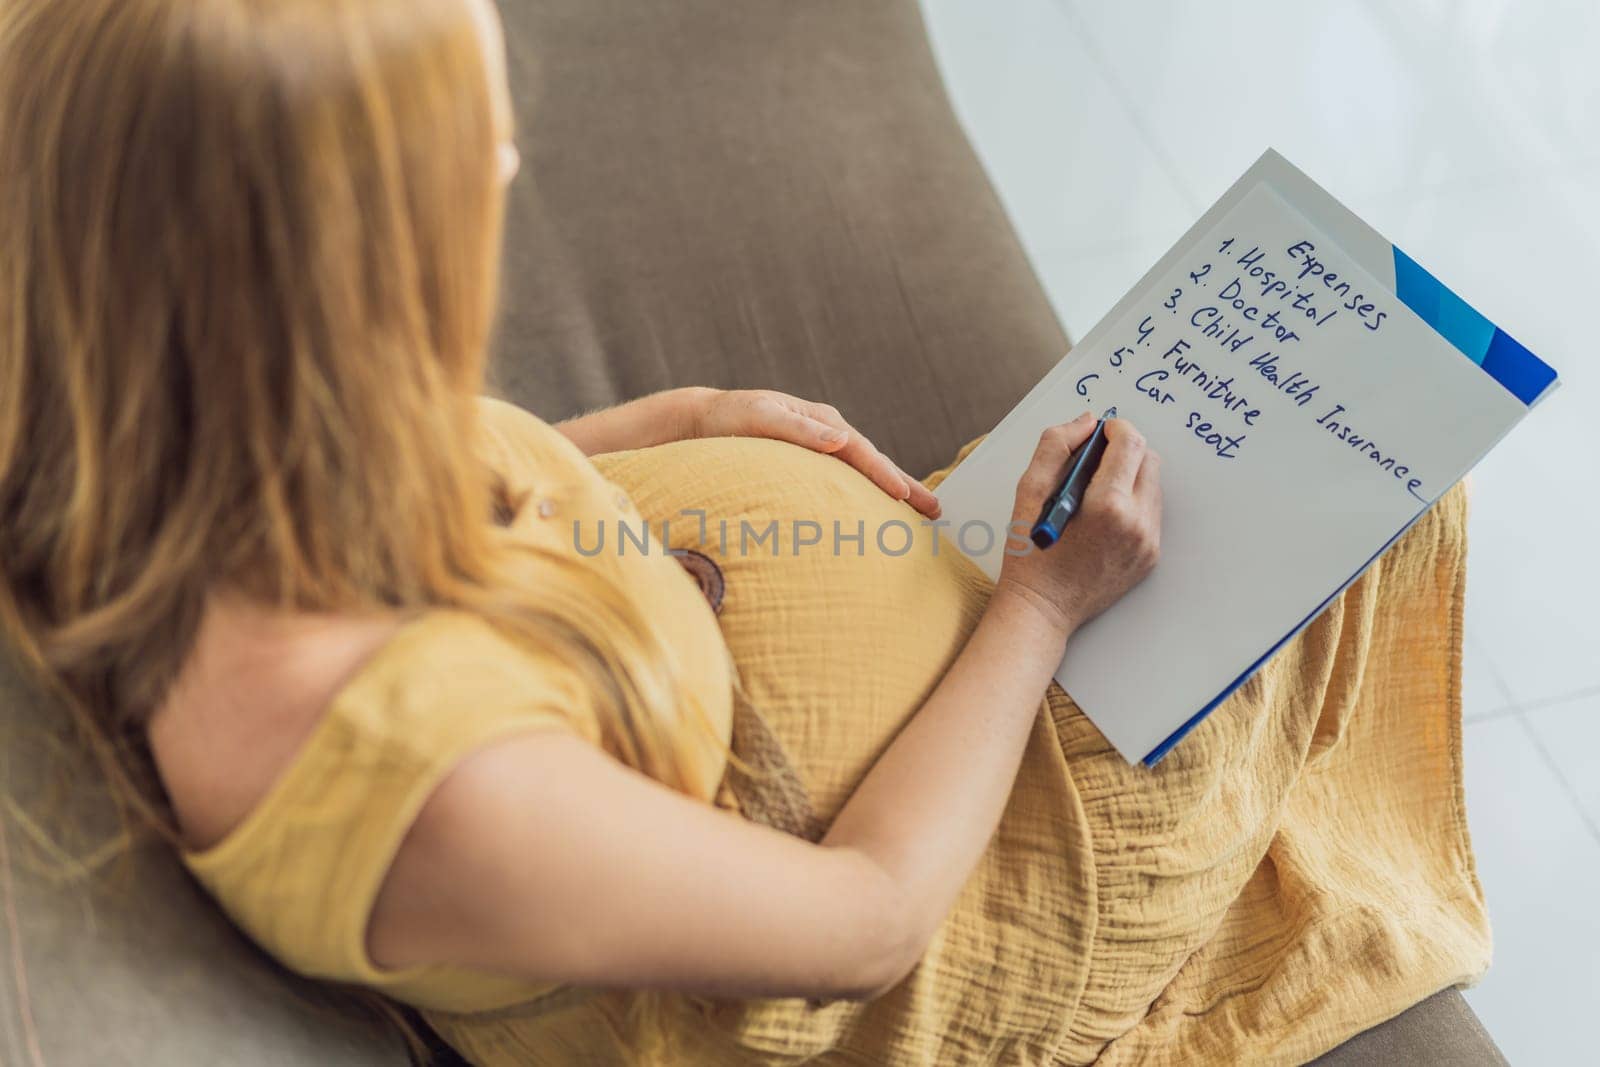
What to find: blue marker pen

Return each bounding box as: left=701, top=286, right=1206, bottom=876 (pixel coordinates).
left=1029, top=408, right=1115, bottom=550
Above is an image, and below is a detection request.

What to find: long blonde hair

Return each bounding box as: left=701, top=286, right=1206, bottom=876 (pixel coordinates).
left=0, top=0, right=712, bottom=838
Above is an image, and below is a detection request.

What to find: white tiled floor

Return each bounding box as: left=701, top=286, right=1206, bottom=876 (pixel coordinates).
left=920, top=0, right=1600, bottom=1060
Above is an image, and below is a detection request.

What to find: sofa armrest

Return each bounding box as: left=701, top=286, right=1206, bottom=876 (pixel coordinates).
left=1310, top=989, right=1506, bottom=1066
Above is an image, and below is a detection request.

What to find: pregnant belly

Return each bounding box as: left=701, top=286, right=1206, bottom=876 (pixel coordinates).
left=595, top=438, right=1100, bottom=1059
left=592, top=437, right=995, bottom=818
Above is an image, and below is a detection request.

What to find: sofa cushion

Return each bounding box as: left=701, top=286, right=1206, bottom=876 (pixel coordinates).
left=1310, top=989, right=1507, bottom=1067
left=491, top=0, right=1069, bottom=478
left=0, top=657, right=405, bottom=1065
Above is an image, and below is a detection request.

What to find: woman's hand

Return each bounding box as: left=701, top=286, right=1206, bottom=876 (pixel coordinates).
left=994, top=414, right=1162, bottom=640
left=690, top=389, right=941, bottom=519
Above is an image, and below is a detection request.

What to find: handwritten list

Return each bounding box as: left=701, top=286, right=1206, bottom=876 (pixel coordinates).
left=1064, top=189, right=1433, bottom=503
left=938, top=169, right=1531, bottom=763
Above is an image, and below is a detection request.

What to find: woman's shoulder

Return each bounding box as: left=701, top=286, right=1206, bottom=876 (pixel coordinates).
left=474, top=395, right=592, bottom=483
left=330, top=610, right=599, bottom=756
left=150, top=600, right=408, bottom=853
left=153, top=602, right=589, bottom=860
left=163, top=606, right=591, bottom=1008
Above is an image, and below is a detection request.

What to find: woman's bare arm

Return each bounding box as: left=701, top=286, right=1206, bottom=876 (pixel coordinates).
left=368, top=417, right=1160, bottom=1000
left=368, top=587, right=1073, bottom=1000
left=553, top=388, right=711, bottom=456
left=553, top=387, right=939, bottom=517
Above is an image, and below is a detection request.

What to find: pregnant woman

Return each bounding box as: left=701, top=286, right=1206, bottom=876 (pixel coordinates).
left=0, top=1, right=1489, bottom=1064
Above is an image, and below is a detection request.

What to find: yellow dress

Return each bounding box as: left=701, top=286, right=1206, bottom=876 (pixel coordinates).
left=185, top=398, right=1490, bottom=1065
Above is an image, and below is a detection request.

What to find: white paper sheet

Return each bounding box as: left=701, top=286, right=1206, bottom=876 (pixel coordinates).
left=935, top=150, right=1553, bottom=764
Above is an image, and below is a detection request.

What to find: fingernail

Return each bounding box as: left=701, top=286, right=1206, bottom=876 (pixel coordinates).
left=821, top=427, right=848, bottom=444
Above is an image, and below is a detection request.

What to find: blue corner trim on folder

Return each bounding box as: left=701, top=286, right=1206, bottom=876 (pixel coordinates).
left=1392, top=246, right=1556, bottom=405
left=1392, top=247, right=1493, bottom=363
left=1143, top=498, right=1438, bottom=767
left=1480, top=329, right=1559, bottom=406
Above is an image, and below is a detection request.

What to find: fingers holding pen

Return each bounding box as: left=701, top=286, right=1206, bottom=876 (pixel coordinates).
left=1087, top=419, right=1146, bottom=499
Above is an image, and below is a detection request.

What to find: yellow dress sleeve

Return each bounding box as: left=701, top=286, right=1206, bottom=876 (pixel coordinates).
left=475, top=395, right=597, bottom=492
left=184, top=612, right=597, bottom=1014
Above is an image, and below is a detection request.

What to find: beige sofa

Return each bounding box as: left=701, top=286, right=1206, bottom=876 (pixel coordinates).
left=0, top=2, right=1504, bottom=1062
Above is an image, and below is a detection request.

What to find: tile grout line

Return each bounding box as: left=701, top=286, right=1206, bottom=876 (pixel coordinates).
left=1514, top=710, right=1600, bottom=850
left=1464, top=704, right=1521, bottom=726
left=1512, top=681, right=1600, bottom=716
left=1466, top=624, right=1600, bottom=841
left=1048, top=0, right=1204, bottom=216
left=1472, top=626, right=1600, bottom=844
left=1460, top=624, right=1519, bottom=722
left=1464, top=623, right=1519, bottom=708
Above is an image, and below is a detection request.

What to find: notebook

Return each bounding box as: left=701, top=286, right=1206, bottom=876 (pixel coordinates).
left=934, top=149, right=1559, bottom=766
